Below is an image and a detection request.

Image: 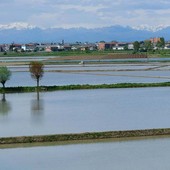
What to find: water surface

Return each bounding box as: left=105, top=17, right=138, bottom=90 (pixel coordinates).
left=1, top=63, right=169, bottom=87
left=1, top=137, right=170, bottom=170
left=4, top=70, right=170, bottom=87
left=1, top=87, right=170, bottom=137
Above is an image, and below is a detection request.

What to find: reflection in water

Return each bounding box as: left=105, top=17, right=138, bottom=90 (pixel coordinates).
left=31, top=99, right=44, bottom=123
left=37, top=90, right=40, bottom=101
left=0, top=93, right=11, bottom=116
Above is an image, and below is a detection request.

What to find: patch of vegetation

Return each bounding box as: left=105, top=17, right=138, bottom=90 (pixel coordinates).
left=0, top=49, right=167, bottom=58
left=1, top=82, right=170, bottom=93
left=1, top=128, right=170, bottom=145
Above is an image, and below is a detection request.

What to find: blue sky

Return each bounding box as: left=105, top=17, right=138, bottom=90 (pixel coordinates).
left=1, top=0, right=170, bottom=28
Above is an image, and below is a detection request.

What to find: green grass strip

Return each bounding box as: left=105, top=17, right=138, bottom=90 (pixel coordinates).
left=1, top=82, right=170, bottom=93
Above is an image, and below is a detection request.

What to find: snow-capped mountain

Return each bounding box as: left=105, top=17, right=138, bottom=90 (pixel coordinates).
left=0, top=22, right=36, bottom=30
left=0, top=23, right=170, bottom=43
left=132, top=25, right=169, bottom=32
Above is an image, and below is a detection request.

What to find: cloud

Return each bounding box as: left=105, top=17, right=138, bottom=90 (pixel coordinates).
left=58, top=4, right=106, bottom=13
left=1, top=0, right=170, bottom=28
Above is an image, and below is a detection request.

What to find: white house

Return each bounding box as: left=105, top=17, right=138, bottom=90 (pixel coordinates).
left=128, top=43, right=134, bottom=50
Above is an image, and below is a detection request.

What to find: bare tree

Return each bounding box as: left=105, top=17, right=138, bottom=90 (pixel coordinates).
left=29, top=61, right=44, bottom=100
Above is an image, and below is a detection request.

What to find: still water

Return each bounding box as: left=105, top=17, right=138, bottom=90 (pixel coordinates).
left=8, top=63, right=169, bottom=71
left=4, top=70, right=170, bottom=87
left=1, top=87, right=170, bottom=137
left=0, top=63, right=169, bottom=87
left=1, top=137, right=170, bottom=169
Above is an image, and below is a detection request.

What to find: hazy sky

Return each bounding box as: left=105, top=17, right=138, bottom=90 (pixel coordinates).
left=1, top=0, right=170, bottom=28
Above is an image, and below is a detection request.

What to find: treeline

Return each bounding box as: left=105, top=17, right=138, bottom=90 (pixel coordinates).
left=133, top=37, right=165, bottom=53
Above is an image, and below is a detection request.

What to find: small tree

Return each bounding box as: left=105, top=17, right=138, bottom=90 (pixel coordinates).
left=124, top=44, right=128, bottom=51
left=133, top=41, right=140, bottom=53
left=156, top=37, right=165, bottom=49
left=29, top=61, right=44, bottom=100
left=0, top=66, right=11, bottom=90
left=144, top=40, right=153, bottom=51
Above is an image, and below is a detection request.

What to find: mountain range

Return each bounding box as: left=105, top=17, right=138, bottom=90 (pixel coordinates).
left=0, top=23, right=170, bottom=43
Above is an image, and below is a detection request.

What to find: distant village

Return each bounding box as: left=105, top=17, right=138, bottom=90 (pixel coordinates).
left=0, top=37, right=170, bottom=53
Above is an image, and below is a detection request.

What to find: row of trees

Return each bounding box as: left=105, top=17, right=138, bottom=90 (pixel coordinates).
left=0, top=61, right=44, bottom=100
left=133, top=37, right=165, bottom=53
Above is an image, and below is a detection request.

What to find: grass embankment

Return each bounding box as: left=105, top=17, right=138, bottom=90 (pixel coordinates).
left=1, top=49, right=170, bottom=58
left=1, top=128, right=170, bottom=145
left=0, top=50, right=127, bottom=57
left=1, top=82, right=170, bottom=93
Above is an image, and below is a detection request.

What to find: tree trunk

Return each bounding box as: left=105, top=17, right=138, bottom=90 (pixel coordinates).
left=2, top=82, right=5, bottom=89
left=37, top=78, right=40, bottom=100
left=2, top=82, right=5, bottom=94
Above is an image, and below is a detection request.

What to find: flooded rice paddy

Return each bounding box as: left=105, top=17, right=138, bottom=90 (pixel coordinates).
left=1, top=62, right=170, bottom=169
left=0, top=87, right=170, bottom=137
left=1, top=137, right=170, bottom=170
left=1, top=63, right=170, bottom=137
left=4, top=63, right=170, bottom=87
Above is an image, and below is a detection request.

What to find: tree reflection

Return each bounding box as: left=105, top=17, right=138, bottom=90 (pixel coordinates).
left=0, top=93, right=11, bottom=115
left=31, top=98, right=44, bottom=123
left=31, top=99, right=44, bottom=113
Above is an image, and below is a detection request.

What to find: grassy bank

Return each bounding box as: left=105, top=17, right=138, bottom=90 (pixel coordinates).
left=0, top=50, right=152, bottom=57
left=0, top=50, right=130, bottom=57
left=1, top=128, right=170, bottom=145
left=1, top=49, right=170, bottom=58
left=1, top=82, right=170, bottom=93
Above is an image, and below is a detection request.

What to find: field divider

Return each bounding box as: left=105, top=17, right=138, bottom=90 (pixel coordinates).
left=1, top=82, right=170, bottom=93
left=1, top=128, right=170, bottom=145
